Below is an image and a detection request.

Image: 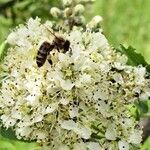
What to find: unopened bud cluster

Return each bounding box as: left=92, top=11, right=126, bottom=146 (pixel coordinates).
left=50, top=0, right=96, bottom=29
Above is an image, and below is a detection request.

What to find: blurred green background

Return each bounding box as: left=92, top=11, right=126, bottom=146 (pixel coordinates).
left=0, top=0, right=150, bottom=149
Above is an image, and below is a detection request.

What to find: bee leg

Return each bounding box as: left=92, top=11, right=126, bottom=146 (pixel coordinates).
left=47, top=55, right=53, bottom=65
left=57, top=48, right=60, bottom=52
left=69, top=47, right=72, bottom=56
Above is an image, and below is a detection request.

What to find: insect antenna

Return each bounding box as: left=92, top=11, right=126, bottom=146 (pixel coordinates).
left=44, top=25, right=59, bottom=39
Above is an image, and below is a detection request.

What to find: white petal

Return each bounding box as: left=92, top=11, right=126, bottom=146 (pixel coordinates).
left=58, top=53, right=71, bottom=63
left=134, top=67, right=146, bottom=84
left=60, top=79, right=74, bottom=90
left=45, top=106, right=55, bottom=114
left=128, top=130, right=142, bottom=144
left=61, top=120, right=77, bottom=130
left=69, top=107, right=78, bottom=118
left=74, top=126, right=91, bottom=139
left=113, top=73, right=124, bottom=84
left=87, top=142, right=102, bottom=150
left=33, top=114, right=43, bottom=123
left=60, top=98, right=70, bottom=105
left=26, top=94, right=40, bottom=106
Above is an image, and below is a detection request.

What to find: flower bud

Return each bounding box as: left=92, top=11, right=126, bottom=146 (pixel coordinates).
left=74, top=4, right=85, bottom=15
left=64, top=8, right=72, bottom=18
left=92, top=15, right=103, bottom=24
left=82, top=0, right=95, bottom=2
left=74, top=16, right=85, bottom=26
left=62, top=0, right=73, bottom=6
left=44, top=21, right=53, bottom=28
left=86, top=15, right=103, bottom=29
left=50, top=7, right=61, bottom=18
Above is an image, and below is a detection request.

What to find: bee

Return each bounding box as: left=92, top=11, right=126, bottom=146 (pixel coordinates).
left=36, top=28, right=70, bottom=67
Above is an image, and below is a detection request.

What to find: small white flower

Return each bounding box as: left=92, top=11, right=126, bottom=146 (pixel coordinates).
left=60, top=98, right=70, bottom=105
left=33, top=130, right=47, bottom=140
left=113, top=73, right=124, bottom=84
left=50, top=7, right=61, bottom=18
left=69, top=106, right=78, bottom=118
left=26, top=94, right=40, bottom=106
left=74, top=125, right=91, bottom=139
left=128, top=130, right=142, bottom=144
left=134, top=66, right=146, bottom=84
left=74, top=4, right=85, bottom=15
left=105, top=124, right=117, bottom=140
left=87, top=142, right=102, bottom=150
left=1, top=115, right=16, bottom=128
left=16, top=126, right=32, bottom=138
left=118, top=140, right=129, bottom=150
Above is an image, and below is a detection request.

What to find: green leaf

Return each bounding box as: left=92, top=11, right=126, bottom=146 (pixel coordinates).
left=141, top=137, right=150, bottom=150
left=128, top=104, right=140, bottom=120
left=116, top=45, right=150, bottom=72
left=135, top=101, right=149, bottom=114
left=0, top=41, right=8, bottom=63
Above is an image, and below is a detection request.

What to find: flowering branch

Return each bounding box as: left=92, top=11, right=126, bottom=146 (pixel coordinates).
left=0, top=0, right=149, bottom=150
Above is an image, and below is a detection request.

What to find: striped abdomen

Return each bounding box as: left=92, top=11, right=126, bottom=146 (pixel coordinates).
left=36, top=42, right=54, bottom=67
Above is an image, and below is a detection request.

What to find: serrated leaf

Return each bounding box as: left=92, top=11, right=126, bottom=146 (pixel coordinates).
left=116, top=45, right=150, bottom=72
left=0, top=127, right=17, bottom=140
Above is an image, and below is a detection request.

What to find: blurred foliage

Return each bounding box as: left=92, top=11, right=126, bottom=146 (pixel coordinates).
left=0, top=135, right=41, bottom=150
left=0, top=0, right=150, bottom=149
left=90, top=0, right=150, bottom=63
left=141, top=137, right=150, bottom=150
left=0, top=0, right=60, bottom=43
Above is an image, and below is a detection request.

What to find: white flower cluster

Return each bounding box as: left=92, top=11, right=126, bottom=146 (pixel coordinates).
left=0, top=18, right=149, bottom=149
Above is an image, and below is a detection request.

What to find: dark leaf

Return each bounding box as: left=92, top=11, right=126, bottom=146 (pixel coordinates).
left=116, top=45, right=150, bottom=72
left=0, top=127, right=17, bottom=140
left=138, top=101, right=149, bottom=114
